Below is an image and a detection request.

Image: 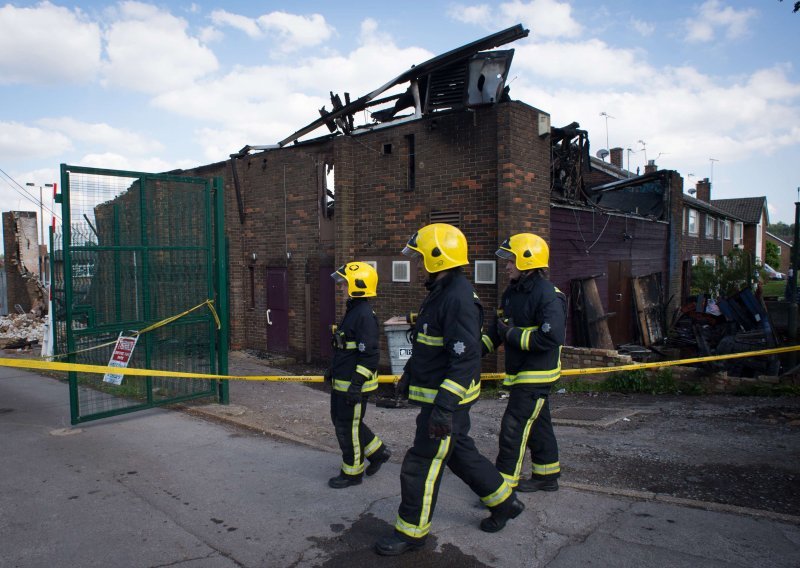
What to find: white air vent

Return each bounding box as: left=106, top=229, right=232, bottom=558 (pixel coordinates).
left=474, top=260, right=496, bottom=284
left=392, top=260, right=410, bottom=282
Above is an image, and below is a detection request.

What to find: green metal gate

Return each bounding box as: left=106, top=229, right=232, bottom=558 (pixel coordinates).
left=51, top=165, right=228, bottom=424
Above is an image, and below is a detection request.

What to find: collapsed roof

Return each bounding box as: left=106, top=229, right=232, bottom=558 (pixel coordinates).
left=233, top=24, right=529, bottom=157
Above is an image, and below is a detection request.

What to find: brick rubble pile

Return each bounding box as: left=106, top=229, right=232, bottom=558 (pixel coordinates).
left=0, top=313, right=46, bottom=349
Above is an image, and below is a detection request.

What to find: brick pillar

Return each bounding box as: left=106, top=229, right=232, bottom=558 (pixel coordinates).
left=610, top=147, right=623, bottom=168
left=696, top=178, right=711, bottom=202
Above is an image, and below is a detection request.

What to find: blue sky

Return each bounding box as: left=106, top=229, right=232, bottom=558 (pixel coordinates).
left=1, top=0, right=798, bottom=236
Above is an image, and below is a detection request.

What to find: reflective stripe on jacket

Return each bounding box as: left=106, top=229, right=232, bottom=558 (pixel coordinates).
left=483, top=272, right=566, bottom=388
left=331, top=298, right=380, bottom=393
left=404, top=269, right=482, bottom=409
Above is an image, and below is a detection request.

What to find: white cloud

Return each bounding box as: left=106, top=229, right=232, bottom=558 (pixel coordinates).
left=684, top=0, right=757, bottom=43
left=257, top=11, right=335, bottom=52
left=631, top=17, right=655, bottom=37
left=0, top=2, right=101, bottom=85
left=211, top=9, right=334, bottom=53
left=449, top=0, right=582, bottom=39
left=102, top=1, right=218, bottom=94
left=0, top=121, right=72, bottom=159
left=511, top=61, right=800, bottom=172
left=210, top=9, right=261, bottom=38
left=513, top=39, right=653, bottom=86
left=78, top=152, right=181, bottom=173
left=150, top=18, right=430, bottom=151
left=36, top=117, right=164, bottom=155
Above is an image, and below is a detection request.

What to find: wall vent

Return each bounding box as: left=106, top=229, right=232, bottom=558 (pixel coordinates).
left=429, top=211, right=461, bottom=226
left=474, top=260, right=496, bottom=284
left=392, top=260, right=410, bottom=282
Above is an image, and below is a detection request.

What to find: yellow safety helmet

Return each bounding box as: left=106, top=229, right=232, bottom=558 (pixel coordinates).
left=495, top=233, right=549, bottom=271
left=331, top=262, right=378, bottom=297
left=402, top=223, right=468, bottom=273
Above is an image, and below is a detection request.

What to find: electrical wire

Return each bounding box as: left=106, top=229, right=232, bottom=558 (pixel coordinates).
left=0, top=166, right=61, bottom=222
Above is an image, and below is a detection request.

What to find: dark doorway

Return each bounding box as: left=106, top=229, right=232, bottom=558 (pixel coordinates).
left=266, top=267, right=289, bottom=352
left=607, top=260, right=633, bottom=346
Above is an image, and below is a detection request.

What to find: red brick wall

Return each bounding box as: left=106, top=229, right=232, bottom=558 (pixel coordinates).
left=183, top=102, right=553, bottom=368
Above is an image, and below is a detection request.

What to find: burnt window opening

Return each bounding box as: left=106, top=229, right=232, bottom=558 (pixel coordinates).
left=382, top=143, right=393, bottom=155
left=324, top=164, right=335, bottom=218
left=405, top=134, right=415, bottom=192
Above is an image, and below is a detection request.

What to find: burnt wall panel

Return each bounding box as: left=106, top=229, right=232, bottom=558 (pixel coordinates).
left=549, top=207, right=669, bottom=345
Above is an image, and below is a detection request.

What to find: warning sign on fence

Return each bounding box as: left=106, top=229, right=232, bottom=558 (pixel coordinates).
left=103, top=333, right=138, bottom=385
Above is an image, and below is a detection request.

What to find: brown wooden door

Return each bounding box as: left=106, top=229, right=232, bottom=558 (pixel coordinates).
left=607, top=260, right=633, bottom=346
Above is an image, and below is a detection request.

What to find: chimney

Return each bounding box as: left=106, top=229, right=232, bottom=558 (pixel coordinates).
left=696, top=177, right=711, bottom=202
left=610, top=147, right=623, bottom=169
left=644, top=159, right=657, bottom=174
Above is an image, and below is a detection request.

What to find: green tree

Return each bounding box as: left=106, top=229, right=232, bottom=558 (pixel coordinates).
left=766, top=241, right=781, bottom=270
left=690, top=249, right=757, bottom=299
left=768, top=221, right=794, bottom=242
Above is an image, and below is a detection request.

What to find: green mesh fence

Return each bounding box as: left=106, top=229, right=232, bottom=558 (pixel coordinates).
left=55, top=165, right=227, bottom=424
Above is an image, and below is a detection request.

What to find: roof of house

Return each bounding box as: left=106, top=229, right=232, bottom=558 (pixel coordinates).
left=682, top=193, right=741, bottom=220
left=711, top=196, right=768, bottom=225
left=766, top=231, right=793, bottom=247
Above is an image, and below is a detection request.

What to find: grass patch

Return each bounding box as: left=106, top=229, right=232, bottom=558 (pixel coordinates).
left=761, top=279, right=786, bottom=298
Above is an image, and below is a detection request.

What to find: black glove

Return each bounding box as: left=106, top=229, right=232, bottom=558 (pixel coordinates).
left=496, top=317, right=512, bottom=340
left=395, top=372, right=409, bottom=400
left=345, top=384, right=362, bottom=406
left=323, top=367, right=332, bottom=382
left=346, top=375, right=364, bottom=406
left=428, top=405, right=452, bottom=440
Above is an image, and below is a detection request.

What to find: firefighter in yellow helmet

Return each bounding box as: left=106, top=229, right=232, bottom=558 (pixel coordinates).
left=482, top=233, right=566, bottom=493
left=375, top=224, right=523, bottom=557
left=326, top=262, right=390, bottom=489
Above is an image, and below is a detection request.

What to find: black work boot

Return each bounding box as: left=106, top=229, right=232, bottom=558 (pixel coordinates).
left=327, top=473, right=362, bottom=489
left=374, top=532, right=425, bottom=556
left=480, top=495, right=525, bottom=533
left=365, top=447, right=391, bottom=476
left=517, top=476, right=559, bottom=493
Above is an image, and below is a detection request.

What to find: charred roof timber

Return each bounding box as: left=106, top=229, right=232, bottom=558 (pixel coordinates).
left=275, top=24, right=530, bottom=148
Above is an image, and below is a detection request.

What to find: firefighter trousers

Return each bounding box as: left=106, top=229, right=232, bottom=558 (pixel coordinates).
left=496, top=388, right=560, bottom=487
left=395, top=405, right=513, bottom=542
left=330, top=391, right=385, bottom=477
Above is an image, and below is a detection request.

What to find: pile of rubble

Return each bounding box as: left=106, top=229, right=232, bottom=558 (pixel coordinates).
left=0, top=313, right=46, bottom=350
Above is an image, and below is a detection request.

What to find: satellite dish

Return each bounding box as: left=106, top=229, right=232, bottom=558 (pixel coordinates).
left=688, top=189, right=697, bottom=195
left=596, top=149, right=609, bottom=160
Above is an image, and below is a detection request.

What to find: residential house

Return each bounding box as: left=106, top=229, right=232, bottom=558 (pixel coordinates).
left=766, top=231, right=793, bottom=273
left=681, top=178, right=740, bottom=266
left=712, top=196, right=769, bottom=263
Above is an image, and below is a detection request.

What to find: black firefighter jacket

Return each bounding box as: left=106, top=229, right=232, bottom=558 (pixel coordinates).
left=404, top=269, right=483, bottom=411
left=331, top=298, right=379, bottom=394
left=482, top=272, right=567, bottom=390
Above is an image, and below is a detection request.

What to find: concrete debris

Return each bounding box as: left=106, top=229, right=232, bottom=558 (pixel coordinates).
left=0, top=313, right=46, bottom=350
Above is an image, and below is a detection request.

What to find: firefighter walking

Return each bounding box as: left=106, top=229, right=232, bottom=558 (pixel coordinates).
left=482, top=233, right=566, bottom=492
left=375, top=223, right=524, bottom=557
left=327, top=262, right=391, bottom=489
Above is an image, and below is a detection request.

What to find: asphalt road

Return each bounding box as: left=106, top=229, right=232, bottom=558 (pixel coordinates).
left=2, top=364, right=800, bottom=568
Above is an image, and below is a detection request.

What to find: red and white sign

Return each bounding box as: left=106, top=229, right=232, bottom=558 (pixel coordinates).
left=103, top=333, right=139, bottom=385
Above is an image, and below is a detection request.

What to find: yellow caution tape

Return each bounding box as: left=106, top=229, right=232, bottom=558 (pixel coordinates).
left=47, top=299, right=221, bottom=360
left=1, top=344, right=798, bottom=383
